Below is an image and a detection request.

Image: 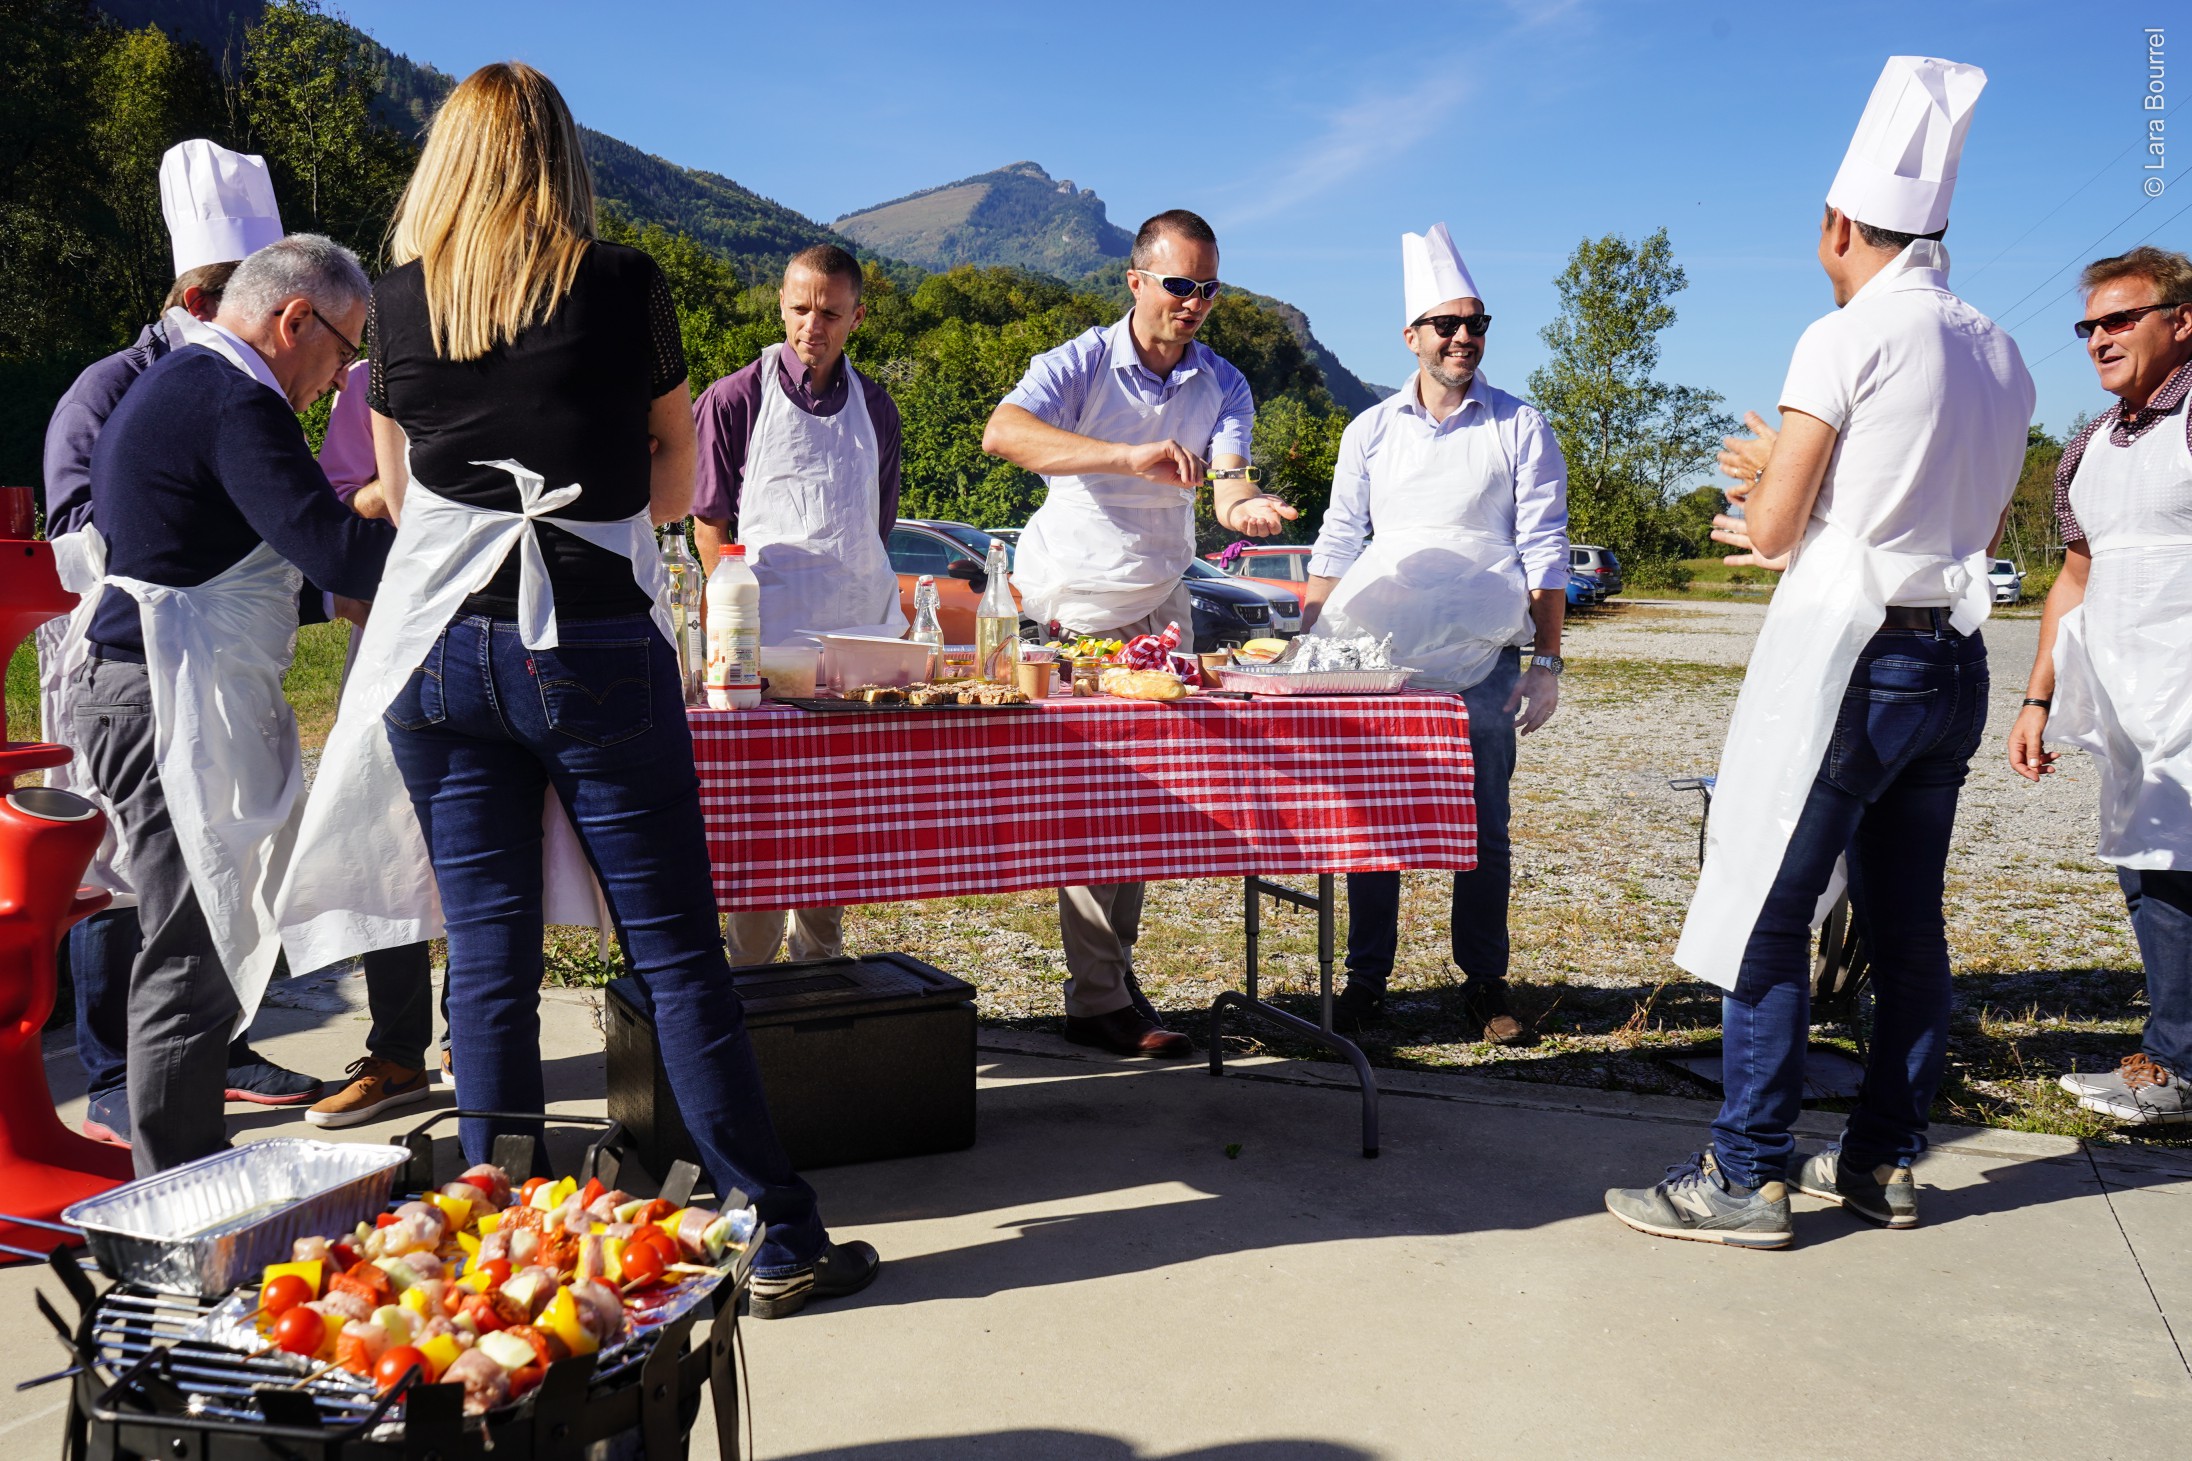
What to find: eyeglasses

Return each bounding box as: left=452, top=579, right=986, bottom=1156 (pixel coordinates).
left=1132, top=270, right=1223, bottom=302
left=2073, top=302, right=2174, bottom=339
left=309, top=307, right=364, bottom=365
left=1410, top=313, right=1492, bottom=339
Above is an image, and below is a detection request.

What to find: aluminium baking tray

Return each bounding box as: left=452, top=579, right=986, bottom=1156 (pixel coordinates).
left=1217, top=664, right=1419, bottom=695
left=62, top=1138, right=411, bottom=1297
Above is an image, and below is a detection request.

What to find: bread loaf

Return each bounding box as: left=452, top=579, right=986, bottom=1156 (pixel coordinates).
left=1099, top=667, right=1190, bottom=702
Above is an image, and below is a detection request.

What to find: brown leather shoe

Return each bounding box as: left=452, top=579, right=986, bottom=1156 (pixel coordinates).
left=1063, top=1006, right=1193, bottom=1058
left=1465, top=981, right=1532, bottom=1046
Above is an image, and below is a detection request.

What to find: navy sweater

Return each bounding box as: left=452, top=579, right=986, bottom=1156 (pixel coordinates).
left=88, top=345, right=395, bottom=657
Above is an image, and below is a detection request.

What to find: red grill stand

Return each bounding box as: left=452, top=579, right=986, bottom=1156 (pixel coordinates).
left=0, top=520, right=133, bottom=1260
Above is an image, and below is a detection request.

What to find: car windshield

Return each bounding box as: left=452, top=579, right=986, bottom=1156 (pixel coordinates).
left=928, top=521, right=1011, bottom=570
left=1991, top=560, right=2015, bottom=574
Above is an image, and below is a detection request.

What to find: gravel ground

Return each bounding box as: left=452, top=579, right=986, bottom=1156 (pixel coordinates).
left=823, top=597, right=2175, bottom=1148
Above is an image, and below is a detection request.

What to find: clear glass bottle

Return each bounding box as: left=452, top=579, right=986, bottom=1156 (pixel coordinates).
left=911, top=574, right=944, bottom=678
left=973, top=538, right=1018, bottom=681
left=660, top=524, right=703, bottom=706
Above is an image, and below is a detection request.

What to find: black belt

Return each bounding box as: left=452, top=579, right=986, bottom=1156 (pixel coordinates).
left=1880, top=605, right=1957, bottom=634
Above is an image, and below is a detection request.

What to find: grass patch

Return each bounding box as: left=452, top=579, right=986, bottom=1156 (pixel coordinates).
left=7, top=640, right=38, bottom=747
left=284, top=622, right=352, bottom=751
left=1565, top=656, right=1746, bottom=701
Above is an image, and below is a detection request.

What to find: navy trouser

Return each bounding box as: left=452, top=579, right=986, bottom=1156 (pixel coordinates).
left=2121, top=868, right=2192, bottom=1076
left=1345, top=649, right=1520, bottom=994
left=63, top=906, right=135, bottom=1103
left=1711, top=624, right=1988, bottom=1189
left=385, top=614, right=824, bottom=1275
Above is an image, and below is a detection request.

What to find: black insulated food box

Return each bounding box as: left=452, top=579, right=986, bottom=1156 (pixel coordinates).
left=605, top=952, right=977, bottom=1172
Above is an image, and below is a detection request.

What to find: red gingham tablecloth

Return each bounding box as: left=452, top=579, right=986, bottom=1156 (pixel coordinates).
left=688, top=692, right=1475, bottom=911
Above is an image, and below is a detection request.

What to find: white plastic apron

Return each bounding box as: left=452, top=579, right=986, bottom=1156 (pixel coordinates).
left=36, top=526, right=136, bottom=904
left=1011, top=335, right=1224, bottom=632
left=1673, top=518, right=1992, bottom=988
left=2049, top=417, right=2192, bottom=869
left=1311, top=395, right=1532, bottom=693
left=277, top=464, right=674, bottom=972
left=739, top=344, right=904, bottom=644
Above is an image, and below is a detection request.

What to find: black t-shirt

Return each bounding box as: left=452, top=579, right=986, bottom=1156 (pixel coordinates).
left=369, top=242, right=687, bottom=617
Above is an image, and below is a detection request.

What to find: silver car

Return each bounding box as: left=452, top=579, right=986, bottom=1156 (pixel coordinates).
left=1988, top=558, right=2024, bottom=605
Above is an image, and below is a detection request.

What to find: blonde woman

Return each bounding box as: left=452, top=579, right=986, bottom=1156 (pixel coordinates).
left=292, top=62, right=875, bottom=1317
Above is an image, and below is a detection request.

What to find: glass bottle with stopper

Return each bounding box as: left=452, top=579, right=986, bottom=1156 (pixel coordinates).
left=974, top=537, right=1018, bottom=682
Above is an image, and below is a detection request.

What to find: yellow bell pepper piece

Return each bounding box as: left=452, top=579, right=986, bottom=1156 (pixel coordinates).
left=399, top=1285, right=435, bottom=1319
left=260, top=1259, right=325, bottom=1299
left=456, top=1230, right=481, bottom=1262
left=427, top=1192, right=473, bottom=1231
left=477, top=1211, right=502, bottom=1235
left=416, top=1333, right=462, bottom=1383
left=540, top=1286, right=600, bottom=1357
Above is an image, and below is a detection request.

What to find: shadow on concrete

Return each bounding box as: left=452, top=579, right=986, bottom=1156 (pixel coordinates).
left=772, top=1436, right=1372, bottom=1460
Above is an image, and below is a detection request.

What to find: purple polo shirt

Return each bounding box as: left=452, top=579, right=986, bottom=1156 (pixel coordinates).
left=691, top=350, right=902, bottom=542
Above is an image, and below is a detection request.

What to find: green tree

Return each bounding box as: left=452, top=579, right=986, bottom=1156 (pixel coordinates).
left=1527, top=228, right=1730, bottom=588
left=89, top=24, right=230, bottom=321
left=2000, top=422, right=2066, bottom=568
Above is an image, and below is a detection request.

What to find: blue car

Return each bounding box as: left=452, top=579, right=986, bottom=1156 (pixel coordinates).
left=1566, top=574, right=1601, bottom=609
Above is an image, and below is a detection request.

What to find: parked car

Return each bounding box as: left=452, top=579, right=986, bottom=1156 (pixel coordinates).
left=982, top=527, right=1022, bottom=548
left=884, top=519, right=1029, bottom=641
left=1207, top=543, right=1316, bottom=596
left=1988, top=557, right=2025, bottom=605
left=1565, top=573, right=1601, bottom=609
left=1184, top=557, right=1300, bottom=642
left=1570, top=545, right=1622, bottom=599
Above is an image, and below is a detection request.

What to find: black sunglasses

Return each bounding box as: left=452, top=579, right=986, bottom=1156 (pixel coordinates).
left=305, top=306, right=365, bottom=365
left=1410, top=312, right=1492, bottom=339
left=2073, top=302, right=2175, bottom=340
left=1133, top=269, right=1223, bottom=301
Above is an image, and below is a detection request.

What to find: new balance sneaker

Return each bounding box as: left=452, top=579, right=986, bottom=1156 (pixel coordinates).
left=1604, top=1150, right=1794, bottom=1249
left=305, top=1058, right=433, bottom=1129
left=1794, top=1147, right=1918, bottom=1228
left=223, top=1047, right=323, bottom=1106
left=2061, top=1054, right=2192, bottom=1125
left=748, top=1239, right=881, bottom=1320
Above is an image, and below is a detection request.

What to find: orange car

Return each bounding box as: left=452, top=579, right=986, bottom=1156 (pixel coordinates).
left=1206, top=543, right=1316, bottom=597
left=885, top=519, right=1028, bottom=642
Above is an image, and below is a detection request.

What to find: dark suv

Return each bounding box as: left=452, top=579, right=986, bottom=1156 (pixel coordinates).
left=1571, top=545, right=1622, bottom=600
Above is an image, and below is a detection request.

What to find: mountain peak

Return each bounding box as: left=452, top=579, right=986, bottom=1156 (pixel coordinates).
left=834, top=162, right=1131, bottom=277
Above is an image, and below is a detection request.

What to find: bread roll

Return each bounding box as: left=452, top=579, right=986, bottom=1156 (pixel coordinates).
left=1099, top=667, right=1189, bottom=702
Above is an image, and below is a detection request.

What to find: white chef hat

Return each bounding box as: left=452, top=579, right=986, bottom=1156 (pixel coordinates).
left=1825, top=56, right=1987, bottom=236
left=159, top=139, right=283, bottom=278
left=1401, top=222, right=1482, bottom=324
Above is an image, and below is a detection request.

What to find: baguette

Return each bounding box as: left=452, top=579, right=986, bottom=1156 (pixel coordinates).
left=1099, top=667, right=1189, bottom=702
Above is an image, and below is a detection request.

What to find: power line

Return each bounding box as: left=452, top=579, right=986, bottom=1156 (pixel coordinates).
left=2019, top=189, right=2192, bottom=369
left=1961, top=94, right=2180, bottom=288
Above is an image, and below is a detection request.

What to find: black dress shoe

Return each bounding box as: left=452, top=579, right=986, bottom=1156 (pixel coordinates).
left=1063, top=1005, right=1193, bottom=1058
left=749, top=1239, right=881, bottom=1320
left=1464, top=980, right=1531, bottom=1045
left=1331, top=984, right=1386, bottom=1034
left=1123, top=969, right=1162, bottom=1024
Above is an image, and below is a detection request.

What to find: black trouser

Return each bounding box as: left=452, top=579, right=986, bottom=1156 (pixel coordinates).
left=362, top=941, right=444, bottom=1072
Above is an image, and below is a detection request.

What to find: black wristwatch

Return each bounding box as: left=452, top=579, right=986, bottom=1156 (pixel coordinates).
left=1530, top=654, right=1565, bottom=676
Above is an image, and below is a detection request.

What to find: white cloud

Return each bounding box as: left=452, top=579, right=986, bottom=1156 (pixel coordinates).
left=1218, top=70, right=1471, bottom=228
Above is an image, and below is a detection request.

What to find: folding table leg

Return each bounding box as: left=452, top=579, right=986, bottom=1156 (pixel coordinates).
left=1210, top=874, right=1380, bottom=1157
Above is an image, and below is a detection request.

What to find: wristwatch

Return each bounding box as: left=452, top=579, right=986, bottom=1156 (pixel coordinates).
left=1206, top=466, right=1263, bottom=483
left=1530, top=654, right=1566, bottom=676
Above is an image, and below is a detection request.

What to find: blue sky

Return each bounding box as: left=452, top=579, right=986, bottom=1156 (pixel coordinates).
left=356, top=0, right=2181, bottom=438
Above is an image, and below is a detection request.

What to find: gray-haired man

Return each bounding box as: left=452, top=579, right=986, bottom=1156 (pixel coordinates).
left=77, top=234, right=396, bottom=1172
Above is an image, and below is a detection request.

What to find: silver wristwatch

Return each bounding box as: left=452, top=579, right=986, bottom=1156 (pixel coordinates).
left=1530, top=654, right=1566, bottom=676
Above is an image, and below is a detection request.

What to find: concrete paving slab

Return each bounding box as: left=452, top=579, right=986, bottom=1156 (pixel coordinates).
left=7, top=990, right=2187, bottom=1459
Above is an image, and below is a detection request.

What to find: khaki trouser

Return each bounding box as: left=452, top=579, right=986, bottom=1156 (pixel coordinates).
left=726, top=906, right=846, bottom=967
left=1054, top=582, right=1196, bottom=1018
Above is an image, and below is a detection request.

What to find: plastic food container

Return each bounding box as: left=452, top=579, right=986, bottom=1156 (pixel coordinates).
left=819, top=634, right=934, bottom=693
left=63, top=1139, right=411, bottom=1296
left=759, top=644, right=821, bottom=699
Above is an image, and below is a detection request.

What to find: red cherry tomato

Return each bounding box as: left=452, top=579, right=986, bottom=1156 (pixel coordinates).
left=476, top=1257, right=512, bottom=1288
left=618, top=1240, right=666, bottom=1288
left=519, top=1178, right=549, bottom=1203
left=260, top=1274, right=314, bottom=1318
left=375, top=1346, right=431, bottom=1390
left=274, top=1306, right=326, bottom=1357
left=634, top=1226, right=680, bottom=1264
left=578, top=1177, right=605, bottom=1209
left=375, top=1211, right=401, bottom=1229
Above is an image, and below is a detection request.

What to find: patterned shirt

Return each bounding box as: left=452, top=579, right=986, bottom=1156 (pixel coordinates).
left=2054, top=358, right=2192, bottom=545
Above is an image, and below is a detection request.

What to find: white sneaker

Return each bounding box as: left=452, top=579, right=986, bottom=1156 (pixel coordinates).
left=2061, top=1055, right=2192, bottom=1125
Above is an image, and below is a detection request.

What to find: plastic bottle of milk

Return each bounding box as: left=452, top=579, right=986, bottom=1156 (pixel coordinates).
left=704, top=545, right=762, bottom=710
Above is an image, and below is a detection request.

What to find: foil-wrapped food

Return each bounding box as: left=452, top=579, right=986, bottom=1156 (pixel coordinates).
left=1282, top=633, right=1396, bottom=672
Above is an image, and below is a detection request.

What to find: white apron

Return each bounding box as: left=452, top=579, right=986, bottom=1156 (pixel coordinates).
left=739, top=344, right=905, bottom=645
left=1311, top=396, right=1532, bottom=693
left=36, top=526, right=135, bottom=904
left=277, top=465, right=673, bottom=971
left=2050, top=416, right=2192, bottom=869
left=1673, top=519, right=1992, bottom=988
left=1012, top=339, right=1225, bottom=631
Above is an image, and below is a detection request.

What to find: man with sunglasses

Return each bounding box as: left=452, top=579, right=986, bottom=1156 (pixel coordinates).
left=76, top=233, right=394, bottom=1172
left=1302, top=223, right=1569, bottom=1042
left=1607, top=57, right=2033, bottom=1247
left=2010, top=245, right=2192, bottom=1127
left=982, top=208, right=1293, bottom=1057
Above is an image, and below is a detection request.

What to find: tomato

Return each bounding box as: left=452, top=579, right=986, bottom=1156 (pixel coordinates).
left=618, top=1240, right=665, bottom=1289
left=508, top=1363, right=543, bottom=1398
left=518, top=1177, right=549, bottom=1203
left=375, top=1346, right=431, bottom=1390
left=260, top=1274, right=314, bottom=1318
left=578, top=1177, right=605, bottom=1209
left=634, top=1199, right=676, bottom=1226
left=330, top=1242, right=360, bottom=1270
left=374, top=1212, right=401, bottom=1229
left=476, top=1258, right=511, bottom=1288
left=631, top=1226, right=679, bottom=1266
left=273, top=1306, right=326, bottom=1357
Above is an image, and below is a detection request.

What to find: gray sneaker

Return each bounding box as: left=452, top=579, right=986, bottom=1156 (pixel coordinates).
left=1794, top=1147, right=1918, bottom=1228
left=2061, top=1055, right=2192, bottom=1125
left=1605, top=1150, right=1793, bottom=1249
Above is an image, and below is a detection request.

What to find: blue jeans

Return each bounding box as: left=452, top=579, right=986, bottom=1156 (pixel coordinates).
left=2121, top=868, right=2192, bottom=1075
left=1711, top=625, right=1989, bottom=1189
left=1345, top=649, right=1519, bottom=994
left=384, top=613, right=824, bottom=1275
left=63, top=906, right=136, bottom=1102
